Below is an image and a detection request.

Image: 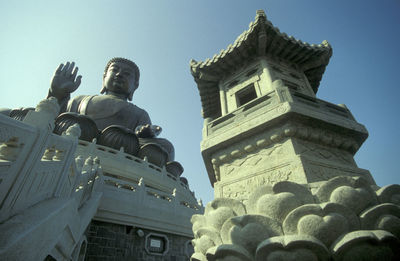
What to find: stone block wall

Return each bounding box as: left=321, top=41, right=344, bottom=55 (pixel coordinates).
left=85, top=220, right=193, bottom=261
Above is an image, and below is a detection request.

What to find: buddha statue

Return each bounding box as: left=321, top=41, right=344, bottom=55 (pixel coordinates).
left=48, top=58, right=174, bottom=161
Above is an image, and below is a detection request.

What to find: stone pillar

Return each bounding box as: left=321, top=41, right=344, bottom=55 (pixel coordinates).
left=189, top=10, right=400, bottom=261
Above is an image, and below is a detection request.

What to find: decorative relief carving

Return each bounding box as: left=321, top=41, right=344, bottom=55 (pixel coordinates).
left=31, top=169, right=56, bottom=195
left=305, top=162, right=370, bottom=184
left=211, top=123, right=359, bottom=178
left=220, top=165, right=294, bottom=200
left=192, top=176, right=400, bottom=260
left=295, top=139, right=354, bottom=166
left=0, top=137, right=24, bottom=162
left=220, top=144, right=283, bottom=180
left=275, top=103, right=290, bottom=114
left=0, top=122, right=37, bottom=162
left=0, top=127, right=14, bottom=142
left=307, top=165, right=343, bottom=181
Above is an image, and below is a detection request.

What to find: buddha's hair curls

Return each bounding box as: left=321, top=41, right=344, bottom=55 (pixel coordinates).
left=101, top=57, right=140, bottom=101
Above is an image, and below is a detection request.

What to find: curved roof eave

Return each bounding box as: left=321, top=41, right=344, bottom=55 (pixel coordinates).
left=190, top=10, right=333, bottom=119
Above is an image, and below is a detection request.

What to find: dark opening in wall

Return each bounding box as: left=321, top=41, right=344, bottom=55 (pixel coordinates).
left=126, top=225, right=133, bottom=234
left=246, top=68, right=258, bottom=77
left=44, top=255, right=57, bottom=261
left=282, top=79, right=299, bottom=91
left=236, top=83, right=257, bottom=107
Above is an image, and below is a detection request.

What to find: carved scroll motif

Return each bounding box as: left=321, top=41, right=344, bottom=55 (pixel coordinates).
left=296, top=139, right=354, bottom=165
left=221, top=166, right=294, bottom=200
left=220, top=144, right=284, bottom=180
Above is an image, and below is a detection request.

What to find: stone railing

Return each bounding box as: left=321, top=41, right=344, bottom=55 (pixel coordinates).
left=75, top=139, right=204, bottom=237
left=0, top=107, right=103, bottom=222
left=204, top=80, right=360, bottom=140
left=0, top=99, right=104, bottom=261
left=0, top=97, right=204, bottom=259
left=0, top=103, right=77, bottom=222
left=76, top=139, right=192, bottom=191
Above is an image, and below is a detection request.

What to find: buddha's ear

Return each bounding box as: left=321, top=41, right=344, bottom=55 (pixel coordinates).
left=100, top=86, right=107, bottom=94
left=128, top=91, right=133, bottom=101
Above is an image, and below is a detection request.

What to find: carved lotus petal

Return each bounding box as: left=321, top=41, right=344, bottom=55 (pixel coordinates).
left=272, top=181, right=314, bottom=204
left=206, top=207, right=236, bottom=231
left=247, top=185, right=273, bottom=213
left=266, top=249, right=319, bottom=261
left=190, top=252, right=207, bottom=261
left=54, top=112, right=99, bottom=142
left=256, top=192, right=302, bottom=222
left=221, top=215, right=282, bottom=254
left=330, top=186, right=376, bottom=214
left=205, top=198, right=246, bottom=216
left=204, top=198, right=246, bottom=231
left=193, top=235, right=215, bottom=256
left=247, top=182, right=313, bottom=217
left=376, top=184, right=400, bottom=205
left=9, top=107, right=35, bottom=121
left=331, top=230, right=400, bottom=261
left=192, top=214, right=207, bottom=234
left=206, top=244, right=253, bottom=261
left=194, top=228, right=222, bottom=255
left=376, top=215, right=400, bottom=238
left=255, top=235, right=330, bottom=261
left=297, top=213, right=348, bottom=247
left=360, top=203, right=400, bottom=238
left=283, top=203, right=359, bottom=247
left=315, top=176, right=375, bottom=204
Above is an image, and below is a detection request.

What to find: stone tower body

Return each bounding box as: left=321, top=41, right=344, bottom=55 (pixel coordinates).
left=189, top=10, right=400, bottom=261
left=191, top=10, right=371, bottom=200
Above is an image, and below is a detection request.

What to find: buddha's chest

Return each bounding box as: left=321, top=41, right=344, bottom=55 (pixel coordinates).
left=85, top=96, right=127, bottom=118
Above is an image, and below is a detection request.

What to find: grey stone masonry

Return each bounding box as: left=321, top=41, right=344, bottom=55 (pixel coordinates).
left=85, top=220, right=193, bottom=261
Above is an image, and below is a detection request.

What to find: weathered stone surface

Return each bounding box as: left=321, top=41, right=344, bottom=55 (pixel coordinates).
left=191, top=177, right=400, bottom=260
left=0, top=95, right=203, bottom=260
left=85, top=220, right=193, bottom=261
left=255, top=235, right=330, bottom=261
left=190, top=8, right=399, bottom=261
left=331, top=230, right=400, bottom=261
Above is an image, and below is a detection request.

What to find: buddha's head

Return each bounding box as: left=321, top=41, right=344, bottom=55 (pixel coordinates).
left=101, top=57, right=140, bottom=101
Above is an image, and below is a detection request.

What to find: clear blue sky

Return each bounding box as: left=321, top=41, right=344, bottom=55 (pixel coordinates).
left=1, top=0, right=399, bottom=204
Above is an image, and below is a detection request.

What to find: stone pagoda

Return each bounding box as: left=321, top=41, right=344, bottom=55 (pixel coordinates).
left=189, top=10, right=400, bottom=261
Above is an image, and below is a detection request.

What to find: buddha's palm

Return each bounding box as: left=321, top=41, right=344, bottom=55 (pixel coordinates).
left=51, top=61, right=82, bottom=99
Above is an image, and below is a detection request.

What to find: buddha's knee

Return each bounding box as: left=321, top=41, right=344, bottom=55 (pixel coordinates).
left=139, top=137, right=175, bottom=162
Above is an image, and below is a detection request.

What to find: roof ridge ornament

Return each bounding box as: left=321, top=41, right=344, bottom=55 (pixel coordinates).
left=190, top=10, right=333, bottom=119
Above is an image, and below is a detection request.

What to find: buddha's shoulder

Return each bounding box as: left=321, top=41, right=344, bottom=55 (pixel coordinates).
left=125, top=102, right=148, bottom=115
left=91, top=95, right=147, bottom=113
left=71, top=95, right=90, bottom=103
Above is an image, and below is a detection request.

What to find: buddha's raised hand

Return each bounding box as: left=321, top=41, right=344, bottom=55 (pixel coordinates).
left=50, top=62, right=82, bottom=99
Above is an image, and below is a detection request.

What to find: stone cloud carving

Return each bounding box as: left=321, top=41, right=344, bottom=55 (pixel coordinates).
left=191, top=176, right=400, bottom=260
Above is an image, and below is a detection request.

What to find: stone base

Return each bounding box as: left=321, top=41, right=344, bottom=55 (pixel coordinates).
left=191, top=176, right=400, bottom=260
left=85, top=220, right=193, bottom=261
left=212, top=132, right=373, bottom=201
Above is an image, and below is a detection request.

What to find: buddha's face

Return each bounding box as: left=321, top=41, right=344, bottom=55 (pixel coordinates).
left=103, top=61, right=136, bottom=99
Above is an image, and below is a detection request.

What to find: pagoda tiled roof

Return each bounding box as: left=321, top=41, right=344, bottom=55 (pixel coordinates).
left=190, top=10, right=332, bottom=119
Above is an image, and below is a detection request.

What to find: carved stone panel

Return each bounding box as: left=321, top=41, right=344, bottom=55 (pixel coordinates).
left=303, top=160, right=374, bottom=185
left=216, top=162, right=306, bottom=200
left=293, top=138, right=356, bottom=167
left=219, top=144, right=285, bottom=181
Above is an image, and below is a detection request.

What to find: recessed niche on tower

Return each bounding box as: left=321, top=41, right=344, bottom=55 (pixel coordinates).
left=236, top=83, right=257, bottom=107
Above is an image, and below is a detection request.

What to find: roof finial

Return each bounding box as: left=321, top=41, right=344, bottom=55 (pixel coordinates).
left=256, top=10, right=266, bottom=19
left=322, top=40, right=331, bottom=48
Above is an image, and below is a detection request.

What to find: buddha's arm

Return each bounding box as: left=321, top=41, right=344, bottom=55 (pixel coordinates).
left=137, top=109, right=152, bottom=126
left=134, top=109, right=159, bottom=138
left=47, top=62, right=82, bottom=112
left=47, top=89, right=70, bottom=113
